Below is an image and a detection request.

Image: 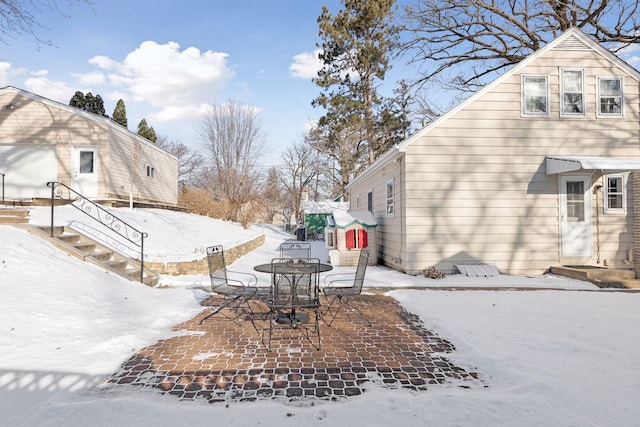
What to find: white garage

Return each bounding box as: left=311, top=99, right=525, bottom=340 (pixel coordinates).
left=0, top=144, right=57, bottom=200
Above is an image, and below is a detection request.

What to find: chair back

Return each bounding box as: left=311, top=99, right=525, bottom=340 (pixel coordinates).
left=270, top=257, right=320, bottom=308
left=206, top=245, right=233, bottom=295
left=352, top=248, right=370, bottom=294
left=279, top=242, right=311, bottom=259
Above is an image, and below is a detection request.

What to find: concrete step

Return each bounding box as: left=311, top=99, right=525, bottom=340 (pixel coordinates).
left=73, top=241, right=97, bottom=253
left=25, top=224, right=159, bottom=287
left=550, top=265, right=639, bottom=289
left=0, top=208, right=30, bottom=224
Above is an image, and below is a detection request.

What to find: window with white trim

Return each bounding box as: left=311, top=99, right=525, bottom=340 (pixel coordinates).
left=386, top=179, right=394, bottom=218
left=604, top=174, right=627, bottom=214
left=522, top=75, right=549, bottom=116
left=561, top=69, right=585, bottom=116
left=146, top=165, right=155, bottom=178
left=367, top=190, right=373, bottom=212
left=597, top=76, right=623, bottom=117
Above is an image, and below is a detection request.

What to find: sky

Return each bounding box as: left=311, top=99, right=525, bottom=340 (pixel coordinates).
left=0, top=0, right=364, bottom=167
left=1, top=205, right=640, bottom=426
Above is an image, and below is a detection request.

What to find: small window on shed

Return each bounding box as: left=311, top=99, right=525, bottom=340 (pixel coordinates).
left=146, top=165, right=155, bottom=178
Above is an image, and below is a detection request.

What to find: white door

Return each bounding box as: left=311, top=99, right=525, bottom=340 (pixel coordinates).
left=73, top=147, right=98, bottom=197
left=559, top=175, right=592, bottom=258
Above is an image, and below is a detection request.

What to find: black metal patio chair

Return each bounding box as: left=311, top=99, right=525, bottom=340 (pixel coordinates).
left=279, top=241, right=311, bottom=259
left=199, top=244, right=259, bottom=325
left=321, top=248, right=372, bottom=327
left=261, top=257, right=321, bottom=351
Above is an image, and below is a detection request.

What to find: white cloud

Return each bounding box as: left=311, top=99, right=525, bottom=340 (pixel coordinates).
left=73, top=71, right=106, bottom=87
left=289, top=49, right=322, bottom=79
left=618, top=43, right=640, bottom=67
left=0, top=62, right=12, bottom=86
left=24, top=76, right=77, bottom=103
left=78, top=40, right=235, bottom=123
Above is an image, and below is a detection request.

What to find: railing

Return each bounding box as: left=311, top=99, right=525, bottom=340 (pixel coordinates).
left=47, top=181, right=147, bottom=283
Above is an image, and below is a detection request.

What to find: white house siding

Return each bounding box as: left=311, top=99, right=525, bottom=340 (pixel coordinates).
left=399, top=40, right=640, bottom=275
left=348, top=161, right=404, bottom=270
left=0, top=87, right=178, bottom=205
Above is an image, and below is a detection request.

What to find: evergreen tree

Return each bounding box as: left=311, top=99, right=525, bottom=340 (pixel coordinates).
left=137, top=118, right=157, bottom=143
left=69, top=91, right=86, bottom=110
left=313, top=0, right=406, bottom=167
left=68, top=91, right=108, bottom=118
left=112, top=99, right=128, bottom=128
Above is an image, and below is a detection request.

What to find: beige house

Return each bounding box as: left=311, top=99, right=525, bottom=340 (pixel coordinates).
left=0, top=86, right=178, bottom=206
left=346, top=28, right=640, bottom=276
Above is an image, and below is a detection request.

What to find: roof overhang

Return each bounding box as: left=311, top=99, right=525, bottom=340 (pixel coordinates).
left=545, top=156, right=640, bottom=174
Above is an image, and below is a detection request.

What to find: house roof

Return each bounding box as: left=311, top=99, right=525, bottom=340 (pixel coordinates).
left=0, top=85, right=177, bottom=159
left=331, top=210, right=378, bottom=229
left=347, top=27, right=640, bottom=189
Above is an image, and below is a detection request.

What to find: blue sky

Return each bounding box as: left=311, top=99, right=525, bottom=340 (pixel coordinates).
left=0, top=0, right=366, bottom=167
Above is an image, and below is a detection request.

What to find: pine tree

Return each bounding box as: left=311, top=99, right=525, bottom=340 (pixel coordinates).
left=112, top=99, right=128, bottom=128
left=68, top=91, right=108, bottom=118
left=313, top=0, right=404, bottom=165
left=69, top=91, right=86, bottom=110
left=137, top=118, right=157, bottom=143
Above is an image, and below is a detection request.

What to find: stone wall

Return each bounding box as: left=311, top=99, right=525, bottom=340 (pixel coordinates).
left=146, top=234, right=265, bottom=276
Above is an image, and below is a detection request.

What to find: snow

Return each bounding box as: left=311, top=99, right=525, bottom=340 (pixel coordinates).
left=1, top=205, right=639, bottom=426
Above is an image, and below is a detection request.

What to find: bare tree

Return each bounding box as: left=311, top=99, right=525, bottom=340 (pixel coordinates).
left=156, top=136, right=204, bottom=188
left=0, top=0, right=94, bottom=47
left=306, top=123, right=367, bottom=201
left=280, top=141, right=323, bottom=225
left=198, top=100, right=265, bottom=223
left=401, top=0, right=640, bottom=94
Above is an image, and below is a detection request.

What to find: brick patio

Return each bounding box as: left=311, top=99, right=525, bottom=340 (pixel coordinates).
left=102, top=292, right=484, bottom=403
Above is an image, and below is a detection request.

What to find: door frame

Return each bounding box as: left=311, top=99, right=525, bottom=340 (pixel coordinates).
left=558, top=174, right=592, bottom=259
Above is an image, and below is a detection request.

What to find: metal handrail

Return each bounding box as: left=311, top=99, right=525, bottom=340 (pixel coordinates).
left=47, top=181, right=147, bottom=283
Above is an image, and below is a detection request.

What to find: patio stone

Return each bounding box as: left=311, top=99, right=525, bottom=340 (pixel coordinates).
left=100, top=293, right=483, bottom=403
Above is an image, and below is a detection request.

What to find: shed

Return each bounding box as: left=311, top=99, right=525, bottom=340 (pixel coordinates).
left=303, top=200, right=348, bottom=240
left=325, top=210, right=377, bottom=266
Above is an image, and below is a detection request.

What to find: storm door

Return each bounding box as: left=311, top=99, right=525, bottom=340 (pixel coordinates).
left=559, top=175, right=592, bottom=258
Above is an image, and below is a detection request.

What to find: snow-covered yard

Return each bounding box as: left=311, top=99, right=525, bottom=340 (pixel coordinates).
left=1, top=206, right=639, bottom=426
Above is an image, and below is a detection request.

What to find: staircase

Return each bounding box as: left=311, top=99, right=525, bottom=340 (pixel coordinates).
left=550, top=265, right=640, bottom=289
left=23, top=225, right=159, bottom=287
left=0, top=208, right=30, bottom=224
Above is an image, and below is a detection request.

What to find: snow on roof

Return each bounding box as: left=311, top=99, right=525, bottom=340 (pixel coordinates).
left=304, top=201, right=349, bottom=214
left=332, top=210, right=378, bottom=228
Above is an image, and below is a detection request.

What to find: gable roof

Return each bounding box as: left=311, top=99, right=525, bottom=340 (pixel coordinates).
left=347, top=27, right=640, bottom=188
left=0, top=85, right=177, bottom=159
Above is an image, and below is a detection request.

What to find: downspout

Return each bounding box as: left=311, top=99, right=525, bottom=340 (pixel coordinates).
left=593, top=183, right=602, bottom=264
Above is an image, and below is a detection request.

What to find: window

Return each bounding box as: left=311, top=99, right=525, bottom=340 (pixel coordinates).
left=604, top=174, right=626, bottom=214
left=146, top=165, right=155, bottom=178
left=386, top=179, right=394, bottom=218
left=522, top=75, right=549, bottom=116
left=598, top=76, right=623, bottom=117
left=367, top=190, right=373, bottom=212
left=561, top=69, right=585, bottom=116
left=79, top=150, right=94, bottom=173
